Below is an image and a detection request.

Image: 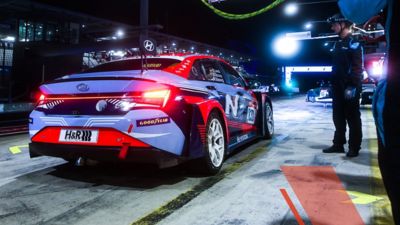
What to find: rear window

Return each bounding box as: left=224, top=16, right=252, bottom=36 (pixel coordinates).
left=83, top=58, right=181, bottom=73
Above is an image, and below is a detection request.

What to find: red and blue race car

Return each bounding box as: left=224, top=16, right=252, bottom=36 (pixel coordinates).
left=29, top=55, right=274, bottom=174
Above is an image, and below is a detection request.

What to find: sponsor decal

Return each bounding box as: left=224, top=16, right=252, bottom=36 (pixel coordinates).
left=144, top=63, right=162, bottom=68
left=246, top=107, right=256, bottom=124
left=59, top=129, right=98, bottom=143
left=236, top=134, right=249, bottom=143
left=137, top=117, right=170, bottom=127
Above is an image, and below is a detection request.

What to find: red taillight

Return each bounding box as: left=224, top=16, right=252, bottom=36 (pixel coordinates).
left=33, top=89, right=172, bottom=111
left=38, top=94, right=46, bottom=102
left=142, top=89, right=171, bottom=107
left=36, top=93, right=47, bottom=107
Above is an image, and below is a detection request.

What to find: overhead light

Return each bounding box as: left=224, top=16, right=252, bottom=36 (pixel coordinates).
left=116, top=30, right=124, bottom=38
left=1, top=36, right=15, bottom=42
left=284, top=3, right=298, bottom=16
left=113, top=51, right=125, bottom=57
left=304, top=22, right=312, bottom=30
left=272, top=35, right=300, bottom=58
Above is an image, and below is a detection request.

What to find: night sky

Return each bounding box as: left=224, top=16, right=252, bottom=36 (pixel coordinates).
left=37, top=0, right=340, bottom=74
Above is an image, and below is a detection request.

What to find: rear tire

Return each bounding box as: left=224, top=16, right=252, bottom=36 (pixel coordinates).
left=263, top=101, right=274, bottom=139
left=200, top=111, right=226, bottom=175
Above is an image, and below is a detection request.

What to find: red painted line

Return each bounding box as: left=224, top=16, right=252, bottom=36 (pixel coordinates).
left=127, top=123, right=133, bottom=133
left=280, top=188, right=306, bottom=225
left=118, top=143, right=130, bottom=160
left=282, top=166, right=365, bottom=225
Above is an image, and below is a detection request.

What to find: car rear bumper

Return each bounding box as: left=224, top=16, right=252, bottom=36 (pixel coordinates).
left=29, top=142, right=183, bottom=168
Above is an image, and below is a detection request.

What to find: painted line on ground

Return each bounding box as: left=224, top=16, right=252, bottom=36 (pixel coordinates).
left=131, top=134, right=289, bottom=225
left=9, top=144, right=29, bottom=154
left=340, top=190, right=383, bottom=205
left=282, top=166, right=364, bottom=225
left=280, top=188, right=305, bottom=225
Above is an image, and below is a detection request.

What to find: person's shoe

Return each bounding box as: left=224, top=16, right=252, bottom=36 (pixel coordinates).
left=346, top=149, right=359, bottom=157
left=322, top=145, right=345, bottom=153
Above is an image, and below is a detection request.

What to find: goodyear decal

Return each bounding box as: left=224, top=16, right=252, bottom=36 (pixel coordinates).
left=136, top=117, right=170, bottom=127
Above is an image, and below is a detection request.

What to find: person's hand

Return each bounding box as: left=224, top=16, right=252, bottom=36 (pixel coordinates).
left=344, top=87, right=357, bottom=100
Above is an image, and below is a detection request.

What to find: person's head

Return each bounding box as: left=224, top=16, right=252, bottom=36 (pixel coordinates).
left=327, top=13, right=353, bottom=38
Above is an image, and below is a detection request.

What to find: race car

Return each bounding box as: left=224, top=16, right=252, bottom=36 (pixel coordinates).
left=29, top=55, right=274, bottom=174
left=306, top=81, right=333, bottom=104
left=306, top=79, right=376, bottom=105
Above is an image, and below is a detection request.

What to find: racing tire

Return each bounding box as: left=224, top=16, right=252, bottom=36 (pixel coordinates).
left=200, top=111, right=227, bottom=175
left=263, top=101, right=274, bottom=139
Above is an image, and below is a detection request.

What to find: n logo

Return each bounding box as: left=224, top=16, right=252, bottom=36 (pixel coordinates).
left=225, top=94, right=239, bottom=118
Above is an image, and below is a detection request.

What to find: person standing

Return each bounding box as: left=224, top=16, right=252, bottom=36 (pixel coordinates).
left=338, top=0, right=399, bottom=223
left=322, top=13, right=363, bottom=158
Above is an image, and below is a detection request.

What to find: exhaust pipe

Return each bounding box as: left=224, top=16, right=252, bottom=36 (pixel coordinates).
left=75, top=157, right=86, bottom=166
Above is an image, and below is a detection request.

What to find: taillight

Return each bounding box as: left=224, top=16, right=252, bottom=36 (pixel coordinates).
left=38, top=94, right=46, bottom=101
left=35, top=93, right=64, bottom=110
left=142, top=90, right=171, bottom=107
left=117, top=89, right=171, bottom=111
left=33, top=89, right=172, bottom=111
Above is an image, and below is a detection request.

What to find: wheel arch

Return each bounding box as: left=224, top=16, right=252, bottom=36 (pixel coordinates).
left=186, top=100, right=229, bottom=159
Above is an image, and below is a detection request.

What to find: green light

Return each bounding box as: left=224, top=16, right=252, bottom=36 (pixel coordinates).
left=200, top=0, right=286, bottom=20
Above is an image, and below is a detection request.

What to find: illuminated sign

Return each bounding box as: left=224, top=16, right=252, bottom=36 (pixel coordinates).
left=284, top=66, right=333, bottom=88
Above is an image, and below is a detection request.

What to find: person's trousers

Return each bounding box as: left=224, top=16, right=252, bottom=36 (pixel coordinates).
left=377, top=78, right=400, bottom=225
left=332, top=89, right=362, bottom=150
left=378, top=141, right=400, bottom=225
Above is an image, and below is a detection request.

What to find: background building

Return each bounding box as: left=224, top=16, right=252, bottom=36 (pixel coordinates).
left=0, top=0, right=252, bottom=103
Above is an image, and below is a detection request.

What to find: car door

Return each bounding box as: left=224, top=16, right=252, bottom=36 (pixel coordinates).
left=217, top=61, right=258, bottom=146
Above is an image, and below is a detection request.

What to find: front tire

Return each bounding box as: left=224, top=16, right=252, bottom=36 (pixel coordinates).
left=263, top=101, right=274, bottom=139
left=200, top=111, right=226, bottom=175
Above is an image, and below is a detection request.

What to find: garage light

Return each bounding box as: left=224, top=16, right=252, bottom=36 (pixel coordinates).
left=284, top=3, right=298, bottom=16
left=1, top=36, right=15, bottom=42
left=116, top=30, right=124, bottom=38
left=272, top=36, right=300, bottom=58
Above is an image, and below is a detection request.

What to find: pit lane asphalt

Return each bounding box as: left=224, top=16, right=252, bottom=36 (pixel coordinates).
left=0, top=95, right=392, bottom=225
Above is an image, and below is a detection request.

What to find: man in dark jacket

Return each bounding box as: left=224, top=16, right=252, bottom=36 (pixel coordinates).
left=338, top=0, right=399, bottom=223
left=322, top=13, right=363, bottom=157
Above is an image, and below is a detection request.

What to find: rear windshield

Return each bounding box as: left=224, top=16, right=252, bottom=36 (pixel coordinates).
left=83, top=58, right=181, bottom=73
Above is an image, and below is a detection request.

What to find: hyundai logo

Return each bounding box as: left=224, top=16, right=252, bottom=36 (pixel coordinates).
left=76, top=83, right=89, bottom=92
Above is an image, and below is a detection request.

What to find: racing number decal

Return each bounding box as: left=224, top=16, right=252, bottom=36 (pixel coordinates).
left=225, top=94, right=256, bottom=125
left=225, top=94, right=239, bottom=118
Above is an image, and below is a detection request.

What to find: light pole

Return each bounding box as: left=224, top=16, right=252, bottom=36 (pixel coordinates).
left=140, top=0, right=149, bottom=39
